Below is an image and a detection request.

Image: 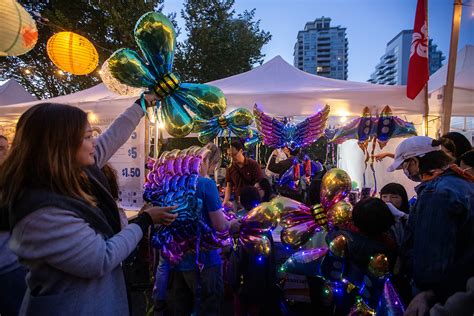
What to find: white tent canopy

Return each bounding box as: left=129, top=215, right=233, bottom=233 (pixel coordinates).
left=0, top=83, right=139, bottom=121
left=0, top=55, right=427, bottom=120
left=209, top=55, right=425, bottom=117
left=429, top=45, right=474, bottom=117
left=0, top=79, right=37, bottom=106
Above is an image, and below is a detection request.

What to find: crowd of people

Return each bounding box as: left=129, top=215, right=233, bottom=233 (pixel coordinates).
left=0, top=95, right=472, bottom=316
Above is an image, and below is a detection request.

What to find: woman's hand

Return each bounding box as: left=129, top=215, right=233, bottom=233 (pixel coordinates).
left=144, top=206, right=178, bottom=225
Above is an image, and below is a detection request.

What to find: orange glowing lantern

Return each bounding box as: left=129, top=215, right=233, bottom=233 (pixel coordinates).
left=47, top=32, right=98, bottom=75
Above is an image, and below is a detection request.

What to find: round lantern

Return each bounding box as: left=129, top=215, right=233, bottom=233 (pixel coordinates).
left=0, top=0, right=38, bottom=56
left=100, top=59, right=143, bottom=96
left=47, top=32, right=99, bottom=75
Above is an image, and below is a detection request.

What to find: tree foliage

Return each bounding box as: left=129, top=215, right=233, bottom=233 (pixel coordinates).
left=0, top=0, right=164, bottom=99
left=174, top=0, right=271, bottom=83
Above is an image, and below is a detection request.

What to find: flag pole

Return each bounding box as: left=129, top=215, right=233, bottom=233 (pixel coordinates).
left=442, top=0, right=463, bottom=134
left=424, top=0, right=429, bottom=136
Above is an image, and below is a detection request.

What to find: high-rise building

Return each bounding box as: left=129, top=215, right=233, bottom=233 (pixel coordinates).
left=368, top=30, right=445, bottom=85
left=293, top=17, right=348, bottom=80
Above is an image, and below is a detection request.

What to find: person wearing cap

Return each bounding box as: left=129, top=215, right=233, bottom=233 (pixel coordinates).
left=387, top=136, right=474, bottom=316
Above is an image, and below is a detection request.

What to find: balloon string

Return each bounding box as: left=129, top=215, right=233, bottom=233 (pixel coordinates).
left=370, top=139, right=377, bottom=196
left=139, top=93, right=150, bottom=119
left=324, top=143, right=331, bottom=165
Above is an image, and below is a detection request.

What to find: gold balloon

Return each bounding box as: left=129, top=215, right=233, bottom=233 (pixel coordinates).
left=368, top=254, right=389, bottom=278
left=243, top=202, right=280, bottom=230
left=280, top=225, right=314, bottom=248
left=240, top=234, right=272, bottom=256
left=329, top=235, right=347, bottom=257
left=327, top=200, right=352, bottom=228
left=349, top=300, right=376, bottom=316
left=320, top=168, right=352, bottom=210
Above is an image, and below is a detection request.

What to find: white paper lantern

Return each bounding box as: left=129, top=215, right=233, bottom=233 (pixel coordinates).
left=0, top=0, right=38, bottom=56
left=100, top=59, right=143, bottom=96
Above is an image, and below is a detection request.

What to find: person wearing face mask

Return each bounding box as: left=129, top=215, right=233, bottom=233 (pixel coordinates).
left=459, top=149, right=474, bottom=180
left=386, top=136, right=474, bottom=316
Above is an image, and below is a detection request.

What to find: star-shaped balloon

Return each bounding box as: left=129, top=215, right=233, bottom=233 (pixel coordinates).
left=108, top=12, right=226, bottom=137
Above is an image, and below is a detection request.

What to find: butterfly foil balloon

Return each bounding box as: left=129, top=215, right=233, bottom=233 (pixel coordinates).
left=331, top=105, right=416, bottom=151
left=273, top=168, right=352, bottom=248
left=144, top=146, right=230, bottom=264
left=330, top=106, right=416, bottom=193
left=254, top=103, right=330, bottom=150
left=281, top=236, right=404, bottom=315
left=108, top=12, right=226, bottom=137
left=193, top=108, right=254, bottom=143
left=238, top=167, right=351, bottom=255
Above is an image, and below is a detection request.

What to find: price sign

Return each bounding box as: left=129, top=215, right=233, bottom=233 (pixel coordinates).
left=92, top=119, right=145, bottom=210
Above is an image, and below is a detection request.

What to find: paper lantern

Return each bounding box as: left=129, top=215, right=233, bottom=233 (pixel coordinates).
left=0, top=0, right=38, bottom=56
left=100, top=59, right=143, bottom=96
left=47, top=32, right=99, bottom=75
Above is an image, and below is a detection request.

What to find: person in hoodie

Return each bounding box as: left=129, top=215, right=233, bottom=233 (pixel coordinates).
left=0, top=96, right=178, bottom=315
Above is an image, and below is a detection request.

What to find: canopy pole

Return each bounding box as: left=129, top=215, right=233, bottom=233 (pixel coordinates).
left=442, top=0, right=463, bottom=134
left=423, top=0, right=429, bottom=137
left=424, top=86, right=429, bottom=136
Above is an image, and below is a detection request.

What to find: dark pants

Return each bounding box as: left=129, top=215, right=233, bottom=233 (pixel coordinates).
left=170, top=265, right=223, bottom=316
left=0, top=266, right=27, bottom=316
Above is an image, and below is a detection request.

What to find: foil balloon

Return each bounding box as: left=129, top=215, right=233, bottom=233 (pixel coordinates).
left=278, top=157, right=323, bottom=193
left=108, top=12, right=226, bottom=137
left=320, top=235, right=348, bottom=281
left=376, top=105, right=417, bottom=149
left=238, top=199, right=282, bottom=256
left=254, top=103, right=330, bottom=149
left=145, top=146, right=229, bottom=264
left=244, top=128, right=262, bottom=148
left=271, top=184, right=352, bottom=249
left=100, top=59, right=143, bottom=96
left=327, top=201, right=352, bottom=228
left=330, top=106, right=416, bottom=151
left=193, top=108, right=254, bottom=143
left=348, top=300, right=375, bottom=316
left=320, top=168, right=352, bottom=210
left=378, top=280, right=405, bottom=316
left=359, top=254, right=390, bottom=309
left=280, top=247, right=328, bottom=276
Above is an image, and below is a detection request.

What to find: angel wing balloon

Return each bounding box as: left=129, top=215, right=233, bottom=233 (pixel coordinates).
left=108, top=12, right=226, bottom=137
left=254, top=103, right=330, bottom=149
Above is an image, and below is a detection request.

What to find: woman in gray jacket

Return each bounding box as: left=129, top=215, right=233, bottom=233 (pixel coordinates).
left=0, top=97, right=176, bottom=315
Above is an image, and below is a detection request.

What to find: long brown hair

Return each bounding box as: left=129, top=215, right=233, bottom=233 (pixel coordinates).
left=0, top=103, right=96, bottom=208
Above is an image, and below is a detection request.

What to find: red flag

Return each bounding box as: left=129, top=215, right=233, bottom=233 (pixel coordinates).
left=407, top=0, right=429, bottom=99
